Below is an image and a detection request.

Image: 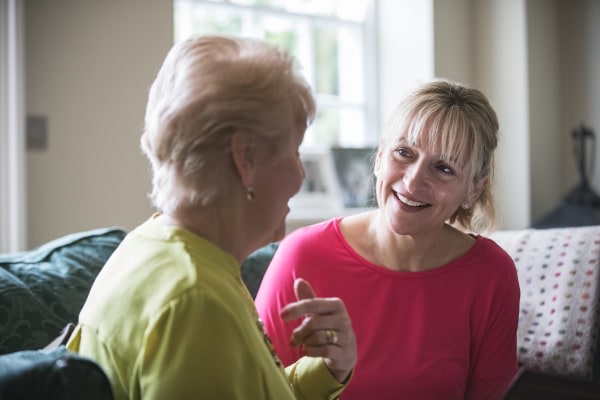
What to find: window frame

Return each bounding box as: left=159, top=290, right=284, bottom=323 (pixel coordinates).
left=173, top=0, right=379, bottom=148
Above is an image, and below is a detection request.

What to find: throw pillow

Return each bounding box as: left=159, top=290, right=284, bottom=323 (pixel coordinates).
left=489, top=226, right=600, bottom=379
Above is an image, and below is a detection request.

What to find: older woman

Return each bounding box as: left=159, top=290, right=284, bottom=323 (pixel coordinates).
left=256, top=79, right=520, bottom=400
left=66, top=35, right=356, bottom=400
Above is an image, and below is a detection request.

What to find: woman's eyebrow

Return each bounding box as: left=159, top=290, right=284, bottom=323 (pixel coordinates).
left=437, top=152, right=465, bottom=168
left=396, top=138, right=464, bottom=165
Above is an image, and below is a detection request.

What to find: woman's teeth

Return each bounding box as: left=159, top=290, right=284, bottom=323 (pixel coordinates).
left=397, top=193, right=427, bottom=207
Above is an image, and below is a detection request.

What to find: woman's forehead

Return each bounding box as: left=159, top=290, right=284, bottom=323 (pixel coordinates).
left=396, top=133, right=446, bottom=154
left=393, top=133, right=468, bottom=166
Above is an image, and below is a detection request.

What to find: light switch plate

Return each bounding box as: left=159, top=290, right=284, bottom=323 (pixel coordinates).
left=26, top=115, right=48, bottom=151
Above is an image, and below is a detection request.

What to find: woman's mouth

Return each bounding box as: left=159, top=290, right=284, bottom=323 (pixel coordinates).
left=396, top=192, right=428, bottom=207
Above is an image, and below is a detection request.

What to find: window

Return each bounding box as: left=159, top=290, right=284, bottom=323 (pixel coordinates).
left=174, top=0, right=378, bottom=148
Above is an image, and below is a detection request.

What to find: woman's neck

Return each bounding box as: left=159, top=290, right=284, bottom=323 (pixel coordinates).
left=342, top=211, right=474, bottom=272
left=154, top=209, right=246, bottom=264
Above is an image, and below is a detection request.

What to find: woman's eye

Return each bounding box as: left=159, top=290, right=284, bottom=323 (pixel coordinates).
left=395, top=148, right=411, bottom=158
left=437, top=164, right=455, bottom=175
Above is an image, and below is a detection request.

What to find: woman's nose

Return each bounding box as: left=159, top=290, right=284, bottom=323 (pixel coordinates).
left=403, top=162, right=427, bottom=192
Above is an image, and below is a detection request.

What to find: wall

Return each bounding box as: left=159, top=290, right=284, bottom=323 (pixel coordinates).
left=473, top=0, right=532, bottom=229
left=0, top=0, right=27, bottom=252
left=560, top=0, right=600, bottom=194
left=25, top=0, right=172, bottom=247
left=24, top=0, right=600, bottom=247
left=525, top=0, right=600, bottom=225
left=526, top=0, right=562, bottom=224
left=377, top=0, right=434, bottom=123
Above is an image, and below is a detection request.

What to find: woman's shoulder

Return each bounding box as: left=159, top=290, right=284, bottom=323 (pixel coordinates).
left=282, top=212, right=374, bottom=253
left=283, top=217, right=341, bottom=244
left=469, top=235, right=519, bottom=277
left=274, top=217, right=349, bottom=265
left=475, top=234, right=516, bottom=260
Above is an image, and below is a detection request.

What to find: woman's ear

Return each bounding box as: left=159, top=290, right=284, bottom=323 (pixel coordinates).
left=466, top=176, right=488, bottom=206
left=230, top=131, right=257, bottom=187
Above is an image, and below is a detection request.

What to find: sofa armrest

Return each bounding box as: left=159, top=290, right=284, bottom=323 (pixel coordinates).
left=0, top=228, right=126, bottom=354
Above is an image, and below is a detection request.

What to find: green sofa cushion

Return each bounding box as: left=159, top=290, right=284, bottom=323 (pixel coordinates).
left=0, top=228, right=126, bottom=354
left=241, top=242, right=279, bottom=299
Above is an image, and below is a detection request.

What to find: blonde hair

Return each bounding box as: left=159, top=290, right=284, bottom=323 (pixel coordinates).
left=381, top=79, right=499, bottom=232
left=141, top=35, right=316, bottom=212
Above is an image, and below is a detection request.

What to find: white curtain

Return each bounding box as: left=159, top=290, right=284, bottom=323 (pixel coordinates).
left=0, top=0, right=26, bottom=252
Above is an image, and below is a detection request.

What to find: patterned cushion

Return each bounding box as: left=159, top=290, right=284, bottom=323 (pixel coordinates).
left=0, top=228, right=126, bottom=354
left=489, top=226, right=600, bottom=379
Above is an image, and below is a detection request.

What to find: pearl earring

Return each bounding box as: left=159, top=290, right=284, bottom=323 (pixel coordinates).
left=246, top=186, right=256, bottom=201
left=461, top=202, right=470, bottom=210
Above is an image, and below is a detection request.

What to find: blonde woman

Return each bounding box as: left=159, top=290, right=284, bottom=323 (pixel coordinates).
left=256, top=80, right=520, bottom=400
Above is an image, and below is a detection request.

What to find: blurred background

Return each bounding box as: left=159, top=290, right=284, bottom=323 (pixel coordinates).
left=1, top=0, right=599, bottom=250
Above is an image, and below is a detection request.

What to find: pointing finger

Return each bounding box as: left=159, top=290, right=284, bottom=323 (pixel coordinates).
left=294, top=278, right=315, bottom=301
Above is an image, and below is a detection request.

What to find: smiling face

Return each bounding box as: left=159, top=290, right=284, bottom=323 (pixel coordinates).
left=374, top=134, right=480, bottom=237
left=377, top=80, right=500, bottom=232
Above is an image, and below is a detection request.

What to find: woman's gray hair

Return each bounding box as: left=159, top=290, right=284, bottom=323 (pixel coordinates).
left=381, top=79, right=500, bottom=232
left=141, top=35, right=316, bottom=213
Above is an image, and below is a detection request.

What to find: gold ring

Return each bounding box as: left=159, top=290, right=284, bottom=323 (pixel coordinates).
left=325, top=329, right=338, bottom=345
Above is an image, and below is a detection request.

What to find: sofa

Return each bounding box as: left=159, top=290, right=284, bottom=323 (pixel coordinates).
left=1, top=224, right=599, bottom=384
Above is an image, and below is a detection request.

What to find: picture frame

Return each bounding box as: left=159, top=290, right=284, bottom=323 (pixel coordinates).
left=330, top=146, right=377, bottom=209
left=288, top=147, right=343, bottom=213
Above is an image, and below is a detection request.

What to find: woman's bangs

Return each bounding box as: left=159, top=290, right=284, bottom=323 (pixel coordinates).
left=440, top=111, right=474, bottom=169
left=407, top=108, right=473, bottom=170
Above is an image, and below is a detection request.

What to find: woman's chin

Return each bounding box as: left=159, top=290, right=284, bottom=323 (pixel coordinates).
left=271, top=222, right=286, bottom=243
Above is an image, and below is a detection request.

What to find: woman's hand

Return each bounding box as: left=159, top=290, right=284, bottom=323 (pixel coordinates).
left=279, top=278, right=357, bottom=383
